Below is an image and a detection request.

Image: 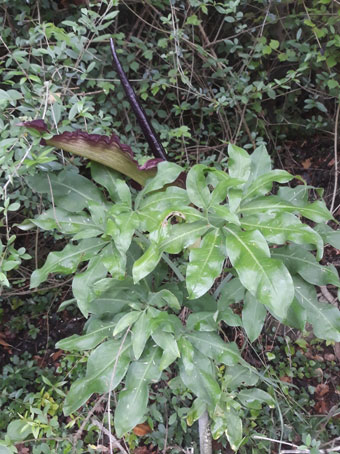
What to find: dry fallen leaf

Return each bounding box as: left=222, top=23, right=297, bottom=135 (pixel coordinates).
left=301, top=158, right=312, bottom=169
left=133, top=422, right=152, bottom=436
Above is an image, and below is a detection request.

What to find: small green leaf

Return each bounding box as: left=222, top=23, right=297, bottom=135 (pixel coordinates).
left=186, top=165, right=211, bottom=209
left=133, top=244, right=162, bottom=283
left=91, top=162, right=131, bottom=206
left=238, top=388, right=275, bottom=408
left=225, top=408, right=243, bottom=451
left=187, top=331, right=240, bottom=365
left=132, top=312, right=152, bottom=360
left=113, top=311, right=141, bottom=336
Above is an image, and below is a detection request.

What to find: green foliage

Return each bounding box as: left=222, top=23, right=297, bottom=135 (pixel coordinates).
left=20, top=143, right=340, bottom=448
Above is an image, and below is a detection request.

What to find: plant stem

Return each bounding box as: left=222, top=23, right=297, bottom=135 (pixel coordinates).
left=198, top=410, right=212, bottom=454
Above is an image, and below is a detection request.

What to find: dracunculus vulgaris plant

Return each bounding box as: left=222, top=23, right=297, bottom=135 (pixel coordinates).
left=17, top=40, right=340, bottom=453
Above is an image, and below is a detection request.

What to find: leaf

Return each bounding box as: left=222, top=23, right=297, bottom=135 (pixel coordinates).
left=228, top=144, right=251, bottom=181
left=225, top=408, right=243, bottom=452
left=133, top=244, right=162, bottom=283
left=56, top=318, right=115, bottom=351
left=132, top=311, right=152, bottom=360
left=225, top=226, right=294, bottom=319
left=294, top=277, right=340, bottom=341
left=223, top=364, right=258, bottom=390
left=114, top=347, right=163, bottom=437
left=64, top=339, right=132, bottom=415
left=314, top=223, right=340, bottom=249
left=179, top=350, right=221, bottom=406
left=218, top=278, right=245, bottom=306
left=238, top=388, right=275, bottom=409
left=242, top=292, right=267, bottom=342
left=272, top=245, right=340, bottom=288
left=152, top=330, right=180, bottom=370
left=148, top=289, right=181, bottom=312
left=30, top=238, right=106, bottom=288
left=186, top=229, right=225, bottom=299
left=243, top=170, right=294, bottom=200
left=72, top=256, right=107, bottom=317
left=187, top=331, right=240, bottom=366
left=6, top=420, right=32, bottom=442
left=27, top=169, right=104, bottom=213
left=106, top=205, right=139, bottom=253
left=186, top=165, right=211, bottom=209
left=30, top=207, right=102, bottom=237
left=241, top=212, right=324, bottom=260
left=187, top=312, right=218, bottom=331
left=91, top=162, right=131, bottom=206
left=113, top=311, right=141, bottom=336
left=248, top=144, right=272, bottom=184
left=159, top=221, right=210, bottom=254
left=240, top=195, right=333, bottom=222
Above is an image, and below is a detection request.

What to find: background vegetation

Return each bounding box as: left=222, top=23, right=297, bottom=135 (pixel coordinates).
left=1, top=0, right=340, bottom=453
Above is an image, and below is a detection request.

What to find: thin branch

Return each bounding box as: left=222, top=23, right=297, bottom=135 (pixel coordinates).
left=92, top=419, right=128, bottom=454
left=331, top=101, right=340, bottom=213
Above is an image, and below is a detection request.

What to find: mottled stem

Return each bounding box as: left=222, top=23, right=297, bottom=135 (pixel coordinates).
left=110, top=38, right=168, bottom=161
left=198, top=410, right=212, bottom=454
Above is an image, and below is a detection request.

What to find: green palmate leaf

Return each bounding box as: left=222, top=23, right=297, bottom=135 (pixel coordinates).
left=114, top=347, right=163, bottom=437
left=133, top=244, right=162, bottom=283
left=30, top=238, right=107, bottom=288
left=72, top=256, right=108, bottom=317
left=56, top=318, right=115, bottom=351
left=224, top=226, right=294, bottom=319
left=243, top=169, right=294, bottom=200
left=225, top=408, right=243, bottom=452
left=64, top=338, right=132, bottom=415
left=272, top=245, right=340, bottom=288
left=179, top=350, right=221, bottom=406
left=187, top=331, right=240, bottom=366
left=228, top=144, right=251, bottom=181
left=27, top=169, right=104, bottom=213
left=241, top=212, right=324, bottom=260
left=186, top=229, right=225, bottom=299
left=91, top=162, right=131, bottom=206
left=28, top=207, right=102, bottom=237
left=294, top=277, right=340, bottom=341
left=186, top=165, right=211, bottom=209
left=239, top=195, right=333, bottom=222
left=242, top=292, right=267, bottom=342
left=152, top=330, right=180, bottom=370
left=135, top=161, right=183, bottom=207
left=132, top=311, right=152, bottom=360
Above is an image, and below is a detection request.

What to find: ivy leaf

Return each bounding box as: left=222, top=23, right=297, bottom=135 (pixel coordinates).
left=186, top=229, right=225, bottom=299
left=64, top=339, right=132, bottom=415
left=242, top=292, right=267, bottom=342
left=225, top=226, right=294, bottom=319
left=272, top=245, right=340, bottom=288
left=186, top=165, right=211, bottom=209
left=114, top=347, right=163, bottom=437
left=30, top=238, right=106, bottom=288
left=228, top=144, right=251, bottom=181
left=294, top=277, right=340, bottom=341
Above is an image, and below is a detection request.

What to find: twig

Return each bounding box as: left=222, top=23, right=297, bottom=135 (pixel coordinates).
left=320, top=286, right=337, bottom=306
left=330, top=101, right=340, bottom=213
left=92, top=419, right=128, bottom=454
